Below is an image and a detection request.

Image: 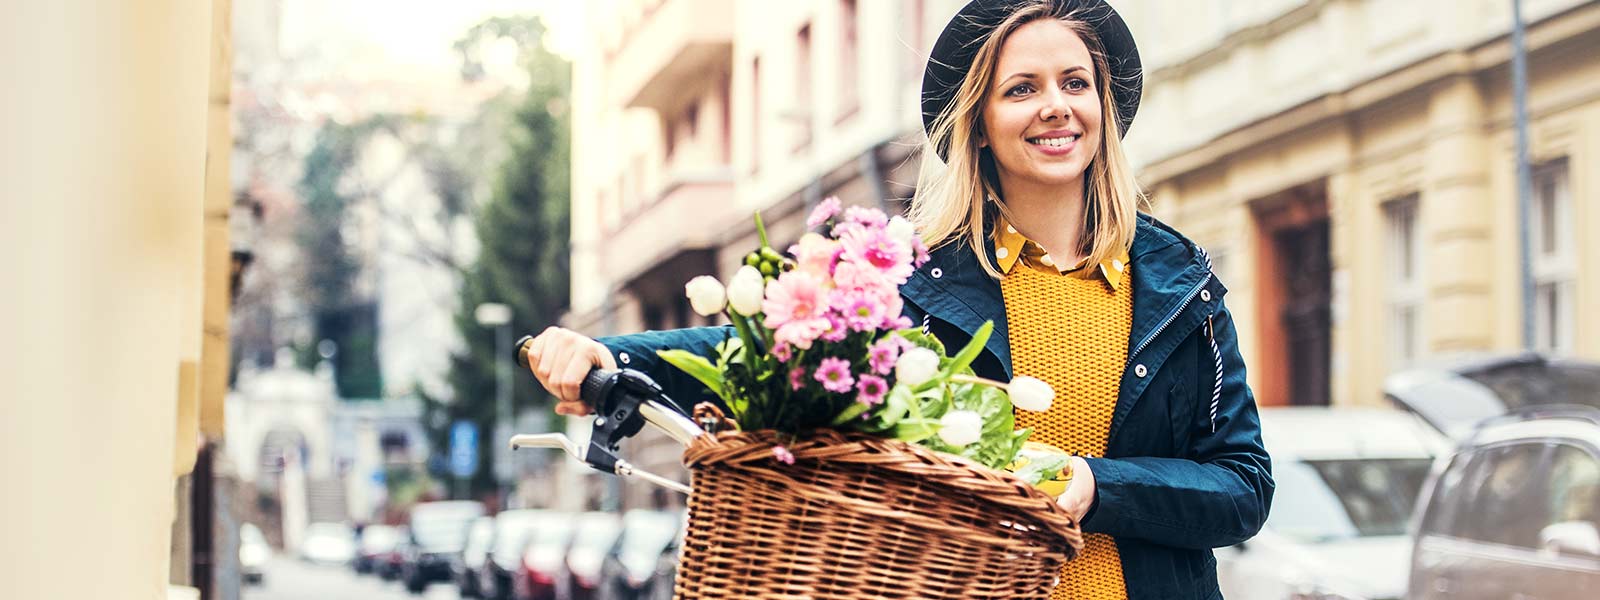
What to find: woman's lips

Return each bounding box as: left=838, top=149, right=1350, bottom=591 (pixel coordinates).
left=1026, top=134, right=1079, bottom=156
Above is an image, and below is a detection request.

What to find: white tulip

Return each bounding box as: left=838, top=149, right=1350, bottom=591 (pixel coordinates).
left=887, top=216, right=917, bottom=245
left=684, top=275, right=726, bottom=316
left=1008, top=376, right=1055, bottom=412
left=725, top=265, right=766, bottom=316
left=937, top=410, right=983, bottom=447
left=894, top=347, right=941, bottom=386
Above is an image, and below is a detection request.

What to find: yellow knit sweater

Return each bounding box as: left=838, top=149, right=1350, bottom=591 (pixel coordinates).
left=996, top=221, right=1132, bottom=600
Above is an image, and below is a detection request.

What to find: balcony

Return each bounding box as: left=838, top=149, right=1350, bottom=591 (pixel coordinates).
left=611, top=0, right=734, bottom=115
left=605, top=170, right=739, bottom=296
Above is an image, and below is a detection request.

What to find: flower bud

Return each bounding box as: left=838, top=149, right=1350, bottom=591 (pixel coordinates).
left=894, top=347, right=940, bottom=387
left=1008, top=376, right=1054, bottom=412
left=684, top=275, right=727, bottom=316
left=887, top=215, right=917, bottom=245
left=726, top=265, right=766, bottom=316
left=937, top=410, right=983, bottom=447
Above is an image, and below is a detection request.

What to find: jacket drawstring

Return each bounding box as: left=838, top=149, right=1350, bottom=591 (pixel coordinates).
left=1206, top=313, right=1221, bottom=434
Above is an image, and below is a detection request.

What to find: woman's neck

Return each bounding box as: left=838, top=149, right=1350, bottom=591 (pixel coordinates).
left=996, top=175, right=1087, bottom=264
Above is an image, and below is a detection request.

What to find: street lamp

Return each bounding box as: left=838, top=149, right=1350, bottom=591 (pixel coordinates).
left=474, top=302, right=514, bottom=504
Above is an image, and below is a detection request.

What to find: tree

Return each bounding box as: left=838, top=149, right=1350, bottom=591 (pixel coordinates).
left=428, top=15, right=572, bottom=496
left=296, top=121, right=385, bottom=398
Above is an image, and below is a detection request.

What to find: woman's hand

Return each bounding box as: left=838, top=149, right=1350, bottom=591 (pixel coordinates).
left=523, top=326, right=617, bottom=416
left=1057, top=456, right=1097, bottom=521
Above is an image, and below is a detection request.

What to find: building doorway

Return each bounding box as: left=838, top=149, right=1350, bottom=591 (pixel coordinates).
left=1252, top=184, right=1331, bottom=406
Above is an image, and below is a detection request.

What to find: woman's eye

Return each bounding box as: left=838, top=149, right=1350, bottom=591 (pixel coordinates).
left=1064, top=78, right=1089, bottom=92
left=1005, top=83, right=1034, bottom=97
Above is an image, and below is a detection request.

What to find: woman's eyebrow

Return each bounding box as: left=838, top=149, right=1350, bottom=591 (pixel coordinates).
left=998, top=65, right=1089, bottom=84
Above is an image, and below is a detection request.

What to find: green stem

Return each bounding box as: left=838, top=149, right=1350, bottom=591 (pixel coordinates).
left=754, top=211, right=770, bottom=248
left=948, top=373, right=1010, bottom=391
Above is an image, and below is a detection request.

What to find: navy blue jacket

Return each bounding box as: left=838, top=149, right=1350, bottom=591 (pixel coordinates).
left=597, top=213, right=1273, bottom=599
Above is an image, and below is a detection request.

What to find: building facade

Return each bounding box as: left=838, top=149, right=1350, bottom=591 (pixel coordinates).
left=566, top=0, right=1600, bottom=506
left=1120, top=0, right=1600, bottom=408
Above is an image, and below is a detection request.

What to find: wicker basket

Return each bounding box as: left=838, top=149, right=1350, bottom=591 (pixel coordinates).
left=672, top=407, right=1084, bottom=600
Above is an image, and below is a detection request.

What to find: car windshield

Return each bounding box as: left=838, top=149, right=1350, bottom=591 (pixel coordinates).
left=410, top=502, right=485, bottom=550
left=1265, top=458, right=1434, bottom=543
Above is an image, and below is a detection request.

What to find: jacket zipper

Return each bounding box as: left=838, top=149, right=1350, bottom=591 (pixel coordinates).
left=1125, top=272, right=1213, bottom=368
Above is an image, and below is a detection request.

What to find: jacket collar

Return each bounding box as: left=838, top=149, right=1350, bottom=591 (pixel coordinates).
left=992, top=214, right=1131, bottom=290
left=903, top=211, right=1210, bottom=380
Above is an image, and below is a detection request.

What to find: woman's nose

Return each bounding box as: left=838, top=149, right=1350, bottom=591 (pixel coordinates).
left=1038, top=87, right=1071, bottom=122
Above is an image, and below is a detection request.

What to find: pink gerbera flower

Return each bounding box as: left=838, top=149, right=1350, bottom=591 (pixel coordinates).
left=820, top=314, right=849, bottom=343
left=772, top=445, right=796, bottom=465
left=842, top=206, right=888, bottom=228
left=763, top=272, right=832, bottom=349
left=837, top=224, right=913, bottom=285
left=814, top=357, right=856, bottom=393
left=806, top=196, right=842, bottom=228
left=831, top=288, right=887, bottom=332
left=856, top=374, right=889, bottom=406
left=770, top=342, right=794, bottom=362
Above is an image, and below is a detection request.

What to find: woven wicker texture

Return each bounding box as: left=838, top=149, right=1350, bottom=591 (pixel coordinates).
left=1002, top=243, right=1133, bottom=600
left=673, top=407, right=1083, bottom=600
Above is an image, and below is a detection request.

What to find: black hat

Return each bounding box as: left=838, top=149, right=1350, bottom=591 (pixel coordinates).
left=921, top=0, right=1142, bottom=158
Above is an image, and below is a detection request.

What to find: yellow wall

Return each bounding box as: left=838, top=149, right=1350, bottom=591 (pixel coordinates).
left=0, top=1, right=215, bottom=598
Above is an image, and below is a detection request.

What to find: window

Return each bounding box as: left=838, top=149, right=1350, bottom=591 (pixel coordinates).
left=794, top=23, right=813, bottom=152
left=837, top=0, right=859, bottom=122
left=750, top=56, right=762, bottom=174
left=1532, top=159, right=1574, bottom=355
left=1384, top=195, right=1423, bottom=368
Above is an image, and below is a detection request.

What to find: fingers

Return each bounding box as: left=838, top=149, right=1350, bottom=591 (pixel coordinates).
left=593, top=340, right=618, bottom=370
left=556, top=353, right=591, bottom=405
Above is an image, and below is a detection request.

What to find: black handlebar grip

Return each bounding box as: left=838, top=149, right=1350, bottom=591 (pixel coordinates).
left=581, top=368, right=620, bottom=409
left=513, top=334, right=535, bottom=369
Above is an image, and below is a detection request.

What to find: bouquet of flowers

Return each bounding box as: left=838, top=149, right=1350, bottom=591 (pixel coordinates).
left=658, top=197, right=1067, bottom=485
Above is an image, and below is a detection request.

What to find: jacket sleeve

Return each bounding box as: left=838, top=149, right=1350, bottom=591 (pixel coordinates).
left=1079, top=301, right=1275, bottom=549
left=595, top=326, right=737, bottom=415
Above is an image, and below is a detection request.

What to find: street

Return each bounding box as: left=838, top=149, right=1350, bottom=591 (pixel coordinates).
left=244, top=557, right=461, bottom=600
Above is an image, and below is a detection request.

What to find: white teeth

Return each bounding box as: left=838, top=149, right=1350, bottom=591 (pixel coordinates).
left=1029, top=136, right=1077, bottom=147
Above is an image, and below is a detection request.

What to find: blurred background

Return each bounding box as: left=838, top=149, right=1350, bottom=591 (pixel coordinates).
left=4, top=1, right=1599, bottom=599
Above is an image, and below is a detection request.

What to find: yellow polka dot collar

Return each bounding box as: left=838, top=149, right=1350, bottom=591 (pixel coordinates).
left=993, top=215, right=1131, bottom=290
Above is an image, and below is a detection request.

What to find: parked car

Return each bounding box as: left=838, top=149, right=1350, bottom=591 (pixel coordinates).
left=354, top=524, right=402, bottom=575
left=455, top=516, right=495, bottom=597
left=1408, top=406, right=1600, bottom=599
left=513, top=513, right=580, bottom=600
left=373, top=526, right=408, bottom=580
left=1215, top=407, right=1449, bottom=600
left=239, top=522, right=270, bottom=585
left=596, top=510, right=685, bottom=600
left=1388, top=352, right=1600, bottom=439
left=401, top=500, right=486, bottom=593
left=478, top=509, right=555, bottom=600
left=558, top=512, right=623, bottom=600
left=299, top=521, right=357, bottom=566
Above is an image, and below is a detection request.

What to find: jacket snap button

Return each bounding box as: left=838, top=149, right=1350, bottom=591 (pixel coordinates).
left=1200, top=289, right=1212, bottom=302
left=930, top=267, right=943, bottom=279
left=1134, top=364, right=1148, bottom=378
left=619, top=352, right=631, bottom=365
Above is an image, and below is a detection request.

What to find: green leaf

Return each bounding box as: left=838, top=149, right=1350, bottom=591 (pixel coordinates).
left=941, top=321, right=992, bottom=379
left=656, top=349, right=724, bottom=397
left=891, top=418, right=941, bottom=443
left=1011, top=451, right=1071, bottom=485
left=892, top=328, right=947, bottom=355
left=878, top=384, right=914, bottom=427
left=830, top=401, right=873, bottom=426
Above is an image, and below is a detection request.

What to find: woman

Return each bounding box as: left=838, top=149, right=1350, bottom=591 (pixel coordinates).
left=525, top=1, right=1272, bottom=598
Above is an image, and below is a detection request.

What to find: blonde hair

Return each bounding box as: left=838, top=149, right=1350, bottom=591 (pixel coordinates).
left=909, top=0, right=1145, bottom=280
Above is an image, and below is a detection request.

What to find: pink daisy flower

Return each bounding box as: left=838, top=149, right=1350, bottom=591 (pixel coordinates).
left=820, top=314, right=850, bottom=343
left=770, top=342, right=794, bottom=362
left=806, top=196, right=842, bottom=228
left=867, top=338, right=902, bottom=375
left=842, top=206, right=888, bottom=228
left=772, top=445, right=796, bottom=465
left=814, top=357, right=856, bottom=393
left=788, top=366, right=807, bottom=391
left=831, top=288, right=887, bottom=332
left=856, top=374, right=889, bottom=406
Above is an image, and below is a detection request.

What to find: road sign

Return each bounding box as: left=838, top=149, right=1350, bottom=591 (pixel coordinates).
left=450, top=421, right=478, bottom=478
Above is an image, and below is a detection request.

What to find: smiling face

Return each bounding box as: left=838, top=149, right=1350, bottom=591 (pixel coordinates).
left=979, top=18, right=1104, bottom=193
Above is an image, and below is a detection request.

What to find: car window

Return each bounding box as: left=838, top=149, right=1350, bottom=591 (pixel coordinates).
left=1264, top=458, right=1433, bottom=542
left=1449, top=442, right=1558, bottom=548
left=1545, top=444, right=1600, bottom=532
left=1418, top=450, right=1480, bottom=539
left=1464, top=362, right=1600, bottom=411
